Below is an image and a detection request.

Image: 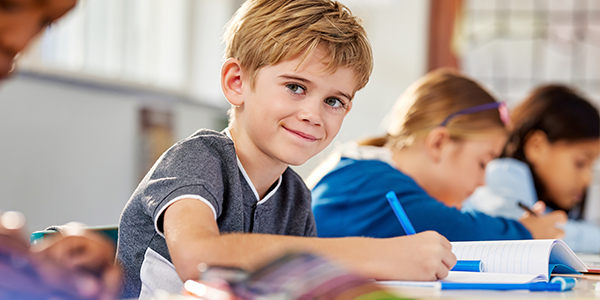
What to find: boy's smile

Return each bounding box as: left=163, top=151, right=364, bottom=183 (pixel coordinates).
left=228, top=46, right=357, bottom=173
left=282, top=125, right=318, bottom=142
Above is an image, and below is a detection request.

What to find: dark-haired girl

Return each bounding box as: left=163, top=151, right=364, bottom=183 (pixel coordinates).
left=465, top=85, right=600, bottom=253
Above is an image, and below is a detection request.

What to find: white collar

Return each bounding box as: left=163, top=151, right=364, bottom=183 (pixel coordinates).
left=224, top=127, right=282, bottom=204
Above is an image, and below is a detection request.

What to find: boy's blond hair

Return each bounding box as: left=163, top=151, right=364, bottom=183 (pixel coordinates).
left=224, top=0, right=373, bottom=91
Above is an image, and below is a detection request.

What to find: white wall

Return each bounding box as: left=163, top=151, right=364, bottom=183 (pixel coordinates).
left=0, top=73, right=225, bottom=233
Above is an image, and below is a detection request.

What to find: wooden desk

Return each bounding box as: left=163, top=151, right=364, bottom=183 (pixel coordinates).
left=385, top=279, right=599, bottom=299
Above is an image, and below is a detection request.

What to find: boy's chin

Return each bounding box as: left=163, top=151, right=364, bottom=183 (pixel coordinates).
left=284, top=157, right=310, bottom=167
left=279, top=153, right=313, bottom=166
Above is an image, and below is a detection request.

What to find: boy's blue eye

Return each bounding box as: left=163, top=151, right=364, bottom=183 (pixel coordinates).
left=286, top=84, right=305, bottom=95
left=324, top=97, right=346, bottom=109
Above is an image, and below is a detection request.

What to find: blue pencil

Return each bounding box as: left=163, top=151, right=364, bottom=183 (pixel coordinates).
left=385, top=191, right=416, bottom=235
left=385, top=191, right=483, bottom=273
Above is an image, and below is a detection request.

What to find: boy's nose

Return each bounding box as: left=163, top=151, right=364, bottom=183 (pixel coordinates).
left=297, top=100, right=323, bottom=126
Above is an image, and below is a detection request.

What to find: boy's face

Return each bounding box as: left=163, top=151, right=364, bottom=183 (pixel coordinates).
left=0, top=0, right=76, bottom=80
left=233, top=46, right=357, bottom=166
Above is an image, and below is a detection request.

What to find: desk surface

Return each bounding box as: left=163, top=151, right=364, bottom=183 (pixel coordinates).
left=382, top=253, right=600, bottom=299
left=386, top=278, right=599, bottom=299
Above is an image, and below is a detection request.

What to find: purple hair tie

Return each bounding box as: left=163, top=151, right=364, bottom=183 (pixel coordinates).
left=439, top=102, right=510, bottom=127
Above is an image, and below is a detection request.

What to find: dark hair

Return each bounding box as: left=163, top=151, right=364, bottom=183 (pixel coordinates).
left=503, top=84, right=600, bottom=219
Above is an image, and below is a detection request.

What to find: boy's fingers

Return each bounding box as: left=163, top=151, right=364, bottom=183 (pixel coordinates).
left=436, top=265, right=449, bottom=280
left=438, top=235, right=453, bottom=250
left=441, top=251, right=457, bottom=271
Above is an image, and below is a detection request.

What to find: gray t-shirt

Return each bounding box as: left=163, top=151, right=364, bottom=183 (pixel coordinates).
left=117, top=129, right=316, bottom=299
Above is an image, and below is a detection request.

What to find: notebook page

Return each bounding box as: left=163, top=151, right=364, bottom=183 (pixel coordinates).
left=549, top=239, right=587, bottom=272
left=441, top=271, right=545, bottom=284
left=451, top=240, right=555, bottom=280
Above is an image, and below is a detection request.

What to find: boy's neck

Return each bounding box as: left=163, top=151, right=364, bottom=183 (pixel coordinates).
left=228, top=127, right=288, bottom=199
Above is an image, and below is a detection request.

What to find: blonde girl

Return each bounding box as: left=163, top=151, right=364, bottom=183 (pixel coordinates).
left=310, top=69, right=566, bottom=241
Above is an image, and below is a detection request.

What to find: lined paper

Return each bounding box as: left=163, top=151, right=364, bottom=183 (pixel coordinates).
left=451, top=240, right=556, bottom=280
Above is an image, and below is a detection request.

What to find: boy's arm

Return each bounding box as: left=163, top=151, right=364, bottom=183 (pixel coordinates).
left=163, top=199, right=457, bottom=283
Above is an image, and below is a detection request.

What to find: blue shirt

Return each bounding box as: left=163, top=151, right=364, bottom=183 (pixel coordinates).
left=464, top=158, right=600, bottom=253
left=311, top=157, right=532, bottom=241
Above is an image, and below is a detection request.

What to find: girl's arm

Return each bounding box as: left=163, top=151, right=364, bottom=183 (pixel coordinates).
left=163, top=198, right=457, bottom=283
left=562, top=220, right=600, bottom=253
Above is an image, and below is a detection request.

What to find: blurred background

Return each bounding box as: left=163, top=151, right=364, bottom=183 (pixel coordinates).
left=0, top=0, right=598, bottom=233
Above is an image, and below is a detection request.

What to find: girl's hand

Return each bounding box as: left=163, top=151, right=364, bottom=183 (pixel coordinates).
left=531, top=201, right=547, bottom=216
left=519, top=208, right=567, bottom=239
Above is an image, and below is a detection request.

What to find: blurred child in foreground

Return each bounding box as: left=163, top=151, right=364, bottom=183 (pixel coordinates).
left=0, top=1, right=122, bottom=299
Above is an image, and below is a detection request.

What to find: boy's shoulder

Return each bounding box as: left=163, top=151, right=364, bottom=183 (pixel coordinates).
left=152, top=128, right=237, bottom=176
left=168, top=129, right=235, bottom=157
left=179, top=128, right=233, bottom=147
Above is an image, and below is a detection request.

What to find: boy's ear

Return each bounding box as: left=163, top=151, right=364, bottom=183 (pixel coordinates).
left=221, top=58, right=245, bottom=107
left=523, top=130, right=550, bottom=165
left=424, top=127, right=451, bottom=163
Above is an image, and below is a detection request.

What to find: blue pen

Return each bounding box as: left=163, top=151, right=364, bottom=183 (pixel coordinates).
left=380, top=277, right=577, bottom=291
left=385, top=191, right=416, bottom=235
left=385, top=191, right=483, bottom=272
left=442, top=277, right=576, bottom=291
left=452, top=260, right=484, bottom=272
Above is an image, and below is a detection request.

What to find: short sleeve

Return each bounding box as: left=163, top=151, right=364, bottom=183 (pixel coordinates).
left=135, top=132, right=238, bottom=232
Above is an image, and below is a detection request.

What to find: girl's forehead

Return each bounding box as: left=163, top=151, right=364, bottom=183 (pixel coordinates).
left=549, top=139, right=600, bottom=157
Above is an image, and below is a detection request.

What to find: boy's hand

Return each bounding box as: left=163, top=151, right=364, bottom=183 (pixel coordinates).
left=519, top=207, right=567, bottom=239
left=364, top=231, right=456, bottom=281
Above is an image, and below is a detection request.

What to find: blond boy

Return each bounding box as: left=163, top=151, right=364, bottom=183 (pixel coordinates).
left=117, top=0, right=456, bottom=298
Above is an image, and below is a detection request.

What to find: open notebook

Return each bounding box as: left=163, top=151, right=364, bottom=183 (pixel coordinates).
left=445, top=239, right=587, bottom=284
left=384, top=239, right=588, bottom=285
